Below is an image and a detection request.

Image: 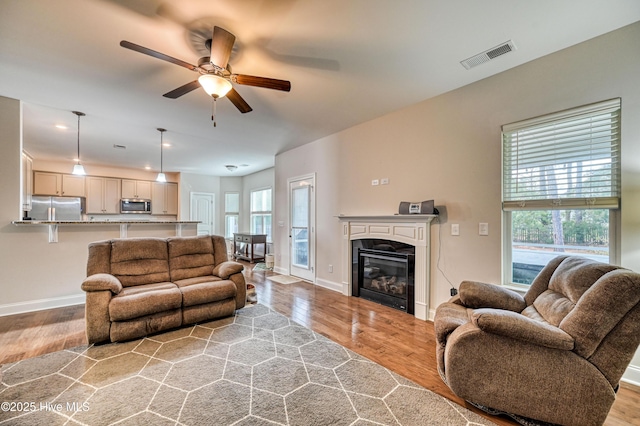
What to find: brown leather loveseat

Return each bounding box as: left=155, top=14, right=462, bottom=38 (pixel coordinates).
left=81, top=235, right=246, bottom=344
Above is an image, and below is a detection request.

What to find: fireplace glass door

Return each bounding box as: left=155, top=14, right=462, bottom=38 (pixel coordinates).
left=357, top=248, right=414, bottom=313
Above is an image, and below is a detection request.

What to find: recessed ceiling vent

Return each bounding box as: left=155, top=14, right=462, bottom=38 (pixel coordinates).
left=460, top=40, right=517, bottom=70
left=113, top=144, right=126, bottom=149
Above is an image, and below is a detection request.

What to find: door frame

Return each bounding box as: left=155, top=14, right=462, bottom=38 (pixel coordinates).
left=287, top=173, right=316, bottom=282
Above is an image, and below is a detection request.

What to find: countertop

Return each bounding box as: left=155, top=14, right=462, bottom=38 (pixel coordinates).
left=12, top=220, right=200, bottom=225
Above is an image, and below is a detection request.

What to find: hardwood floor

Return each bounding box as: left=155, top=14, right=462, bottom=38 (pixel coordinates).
left=1, top=263, right=638, bottom=426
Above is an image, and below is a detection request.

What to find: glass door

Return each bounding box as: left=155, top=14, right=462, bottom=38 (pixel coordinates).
left=289, top=175, right=315, bottom=282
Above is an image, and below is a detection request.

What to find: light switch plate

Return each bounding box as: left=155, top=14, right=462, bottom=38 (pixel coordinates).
left=372, top=179, right=379, bottom=186
left=451, top=224, right=460, bottom=236
left=479, top=223, right=489, bottom=236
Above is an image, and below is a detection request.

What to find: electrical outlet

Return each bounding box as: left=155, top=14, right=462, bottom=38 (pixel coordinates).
left=451, top=224, right=460, bottom=236
left=371, top=179, right=379, bottom=186
left=479, top=222, right=489, bottom=236
left=328, top=264, right=333, bottom=273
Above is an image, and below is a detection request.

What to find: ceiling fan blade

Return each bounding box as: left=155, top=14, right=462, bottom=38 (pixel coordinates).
left=163, top=80, right=201, bottom=99
left=209, top=26, right=235, bottom=69
left=226, top=88, right=253, bottom=113
left=232, top=74, right=291, bottom=92
left=120, top=40, right=197, bottom=71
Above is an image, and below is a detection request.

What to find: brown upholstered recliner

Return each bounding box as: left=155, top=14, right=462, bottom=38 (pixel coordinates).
left=434, top=256, right=640, bottom=426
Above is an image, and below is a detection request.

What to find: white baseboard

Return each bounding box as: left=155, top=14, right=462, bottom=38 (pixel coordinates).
left=273, top=266, right=288, bottom=275
left=622, top=364, right=640, bottom=387
left=0, top=294, right=85, bottom=317
left=315, top=278, right=342, bottom=293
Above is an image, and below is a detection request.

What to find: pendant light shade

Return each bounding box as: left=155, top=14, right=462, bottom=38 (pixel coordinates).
left=71, top=111, right=86, bottom=175
left=198, top=74, right=233, bottom=98
left=156, top=128, right=167, bottom=183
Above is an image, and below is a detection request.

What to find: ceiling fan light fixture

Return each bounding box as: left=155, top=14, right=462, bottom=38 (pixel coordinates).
left=198, top=74, right=232, bottom=98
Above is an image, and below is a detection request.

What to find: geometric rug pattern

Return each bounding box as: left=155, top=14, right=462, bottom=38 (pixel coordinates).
left=0, top=304, right=495, bottom=425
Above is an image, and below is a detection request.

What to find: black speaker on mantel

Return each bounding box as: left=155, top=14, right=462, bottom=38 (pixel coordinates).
left=398, top=200, right=437, bottom=215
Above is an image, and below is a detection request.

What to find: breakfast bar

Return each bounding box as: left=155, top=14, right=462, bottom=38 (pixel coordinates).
left=12, top=220, right=200, bottom=243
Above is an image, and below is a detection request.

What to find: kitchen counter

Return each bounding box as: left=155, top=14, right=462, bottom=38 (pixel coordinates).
left=12, top=220, right=200, bottom=242
left=13, top=220, right=199, bottom=224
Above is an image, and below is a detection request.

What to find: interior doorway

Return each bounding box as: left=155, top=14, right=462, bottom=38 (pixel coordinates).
left=190, top=192, right=215, bottom=235
left=288, top=174, right=315, bottom=282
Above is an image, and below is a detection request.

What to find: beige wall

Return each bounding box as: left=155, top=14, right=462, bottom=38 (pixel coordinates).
left=274, top=22, right=640, bottom=383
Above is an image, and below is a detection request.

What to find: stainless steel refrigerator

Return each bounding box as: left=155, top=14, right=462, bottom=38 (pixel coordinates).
left=30, top=196, right=85, bottom=220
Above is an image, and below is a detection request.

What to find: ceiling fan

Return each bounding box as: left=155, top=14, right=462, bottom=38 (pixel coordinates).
left=120, top=26, right=291, bottom=119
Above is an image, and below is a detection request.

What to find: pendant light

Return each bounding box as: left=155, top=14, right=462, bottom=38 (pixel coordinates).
left=156, top=128, right=167, bottom=183
left=71, top=111, right=86, bottom=175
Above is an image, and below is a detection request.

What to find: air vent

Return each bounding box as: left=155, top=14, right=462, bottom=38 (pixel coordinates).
left=460, top=40, right=517, bottom=70
left=113, top=144, right=126, bottom=149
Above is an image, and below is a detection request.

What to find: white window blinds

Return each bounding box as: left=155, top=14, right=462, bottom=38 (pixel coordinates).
left=502, top=98, right=621, bottom=210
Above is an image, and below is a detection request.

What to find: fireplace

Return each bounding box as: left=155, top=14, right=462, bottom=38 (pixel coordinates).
left=352, top=239, right=415, bottom=313
left=338, top=214, right=437, bottom=320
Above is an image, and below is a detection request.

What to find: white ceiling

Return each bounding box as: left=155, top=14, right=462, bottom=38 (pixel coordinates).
left=2, top=0, right=639, bottom=177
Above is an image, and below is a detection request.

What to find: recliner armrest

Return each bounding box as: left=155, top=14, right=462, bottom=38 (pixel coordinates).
left=213, top=261, right=244, bottom=279
left=472, top=308, right=575, bottom=350
left=81, top=273, right=123, bottom=294
left=459, top=280, right=526, bottom=312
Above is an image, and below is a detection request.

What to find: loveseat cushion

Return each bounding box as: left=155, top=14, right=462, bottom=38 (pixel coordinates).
left=174, top=278, right=237, bottom=307
left=168, top=235, right=215, bottom=281
left=109, top=282, right=182, bottom=321
left=110, top=238, right=170, bottom=287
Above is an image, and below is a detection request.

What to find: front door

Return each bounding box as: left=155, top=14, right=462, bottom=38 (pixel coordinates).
left=190, top=192, right=215, bottom=235
left=289, top=175, right=315, bottom=282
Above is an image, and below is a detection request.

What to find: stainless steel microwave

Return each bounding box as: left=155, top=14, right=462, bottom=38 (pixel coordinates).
left=120, top=199, right=151, bottom=214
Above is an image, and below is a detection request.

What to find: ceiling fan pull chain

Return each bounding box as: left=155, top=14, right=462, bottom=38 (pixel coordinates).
left=211, top=97, right=217, bottom=127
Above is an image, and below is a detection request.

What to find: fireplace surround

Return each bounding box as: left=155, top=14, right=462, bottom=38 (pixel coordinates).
left=338, top=214, right=437, bottom=320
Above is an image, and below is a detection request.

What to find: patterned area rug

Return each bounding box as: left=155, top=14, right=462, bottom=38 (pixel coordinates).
left=0, top=304, right=496, bottom=425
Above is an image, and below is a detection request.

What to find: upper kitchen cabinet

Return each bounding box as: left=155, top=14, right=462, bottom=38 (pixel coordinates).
left=152, top=182, right=178, bottom=215
left=86, top=176, right=121, bottom=214
left=33, top=171, right=85, bottom=197
left=121, top=179, right=152, bottom=199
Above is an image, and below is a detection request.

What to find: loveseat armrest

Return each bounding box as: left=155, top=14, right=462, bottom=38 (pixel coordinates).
left=81, top=273, right=123, bottom=294
left=459, top=280, right=526, bottom=312
left=213, top=261, right=244, bottom=279
left=472, top=308, right=575, bottom=350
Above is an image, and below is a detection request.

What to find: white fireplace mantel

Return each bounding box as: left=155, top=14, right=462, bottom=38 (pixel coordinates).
left=337, top=214, right=438, bottom=321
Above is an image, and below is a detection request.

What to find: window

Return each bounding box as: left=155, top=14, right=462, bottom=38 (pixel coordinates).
left=251, top=188, right=272, bottom=242
left=502, top=99, right=620, bottom=286
left=224, top=192, right=239, bottom=239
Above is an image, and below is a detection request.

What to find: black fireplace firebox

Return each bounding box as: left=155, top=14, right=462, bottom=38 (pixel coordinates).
left=352, top=239, right=415, bottom=313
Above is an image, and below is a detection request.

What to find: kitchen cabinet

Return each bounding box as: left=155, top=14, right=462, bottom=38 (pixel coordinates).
left=121, top=179, right=152, bottom=199
left=22, top=152, right=33, bottom=211
left=33, top=172, right=85, bottom=197
left=87, top=177, right=121, bottom=214
left=152, top=182, right=178, bottom=215
left=62, top=174, right=85, bottom=196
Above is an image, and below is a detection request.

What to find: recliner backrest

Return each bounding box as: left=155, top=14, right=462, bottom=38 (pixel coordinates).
left=109, top=238, right=170, bottom=287
left=168, top=235, right=215, bottom=281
